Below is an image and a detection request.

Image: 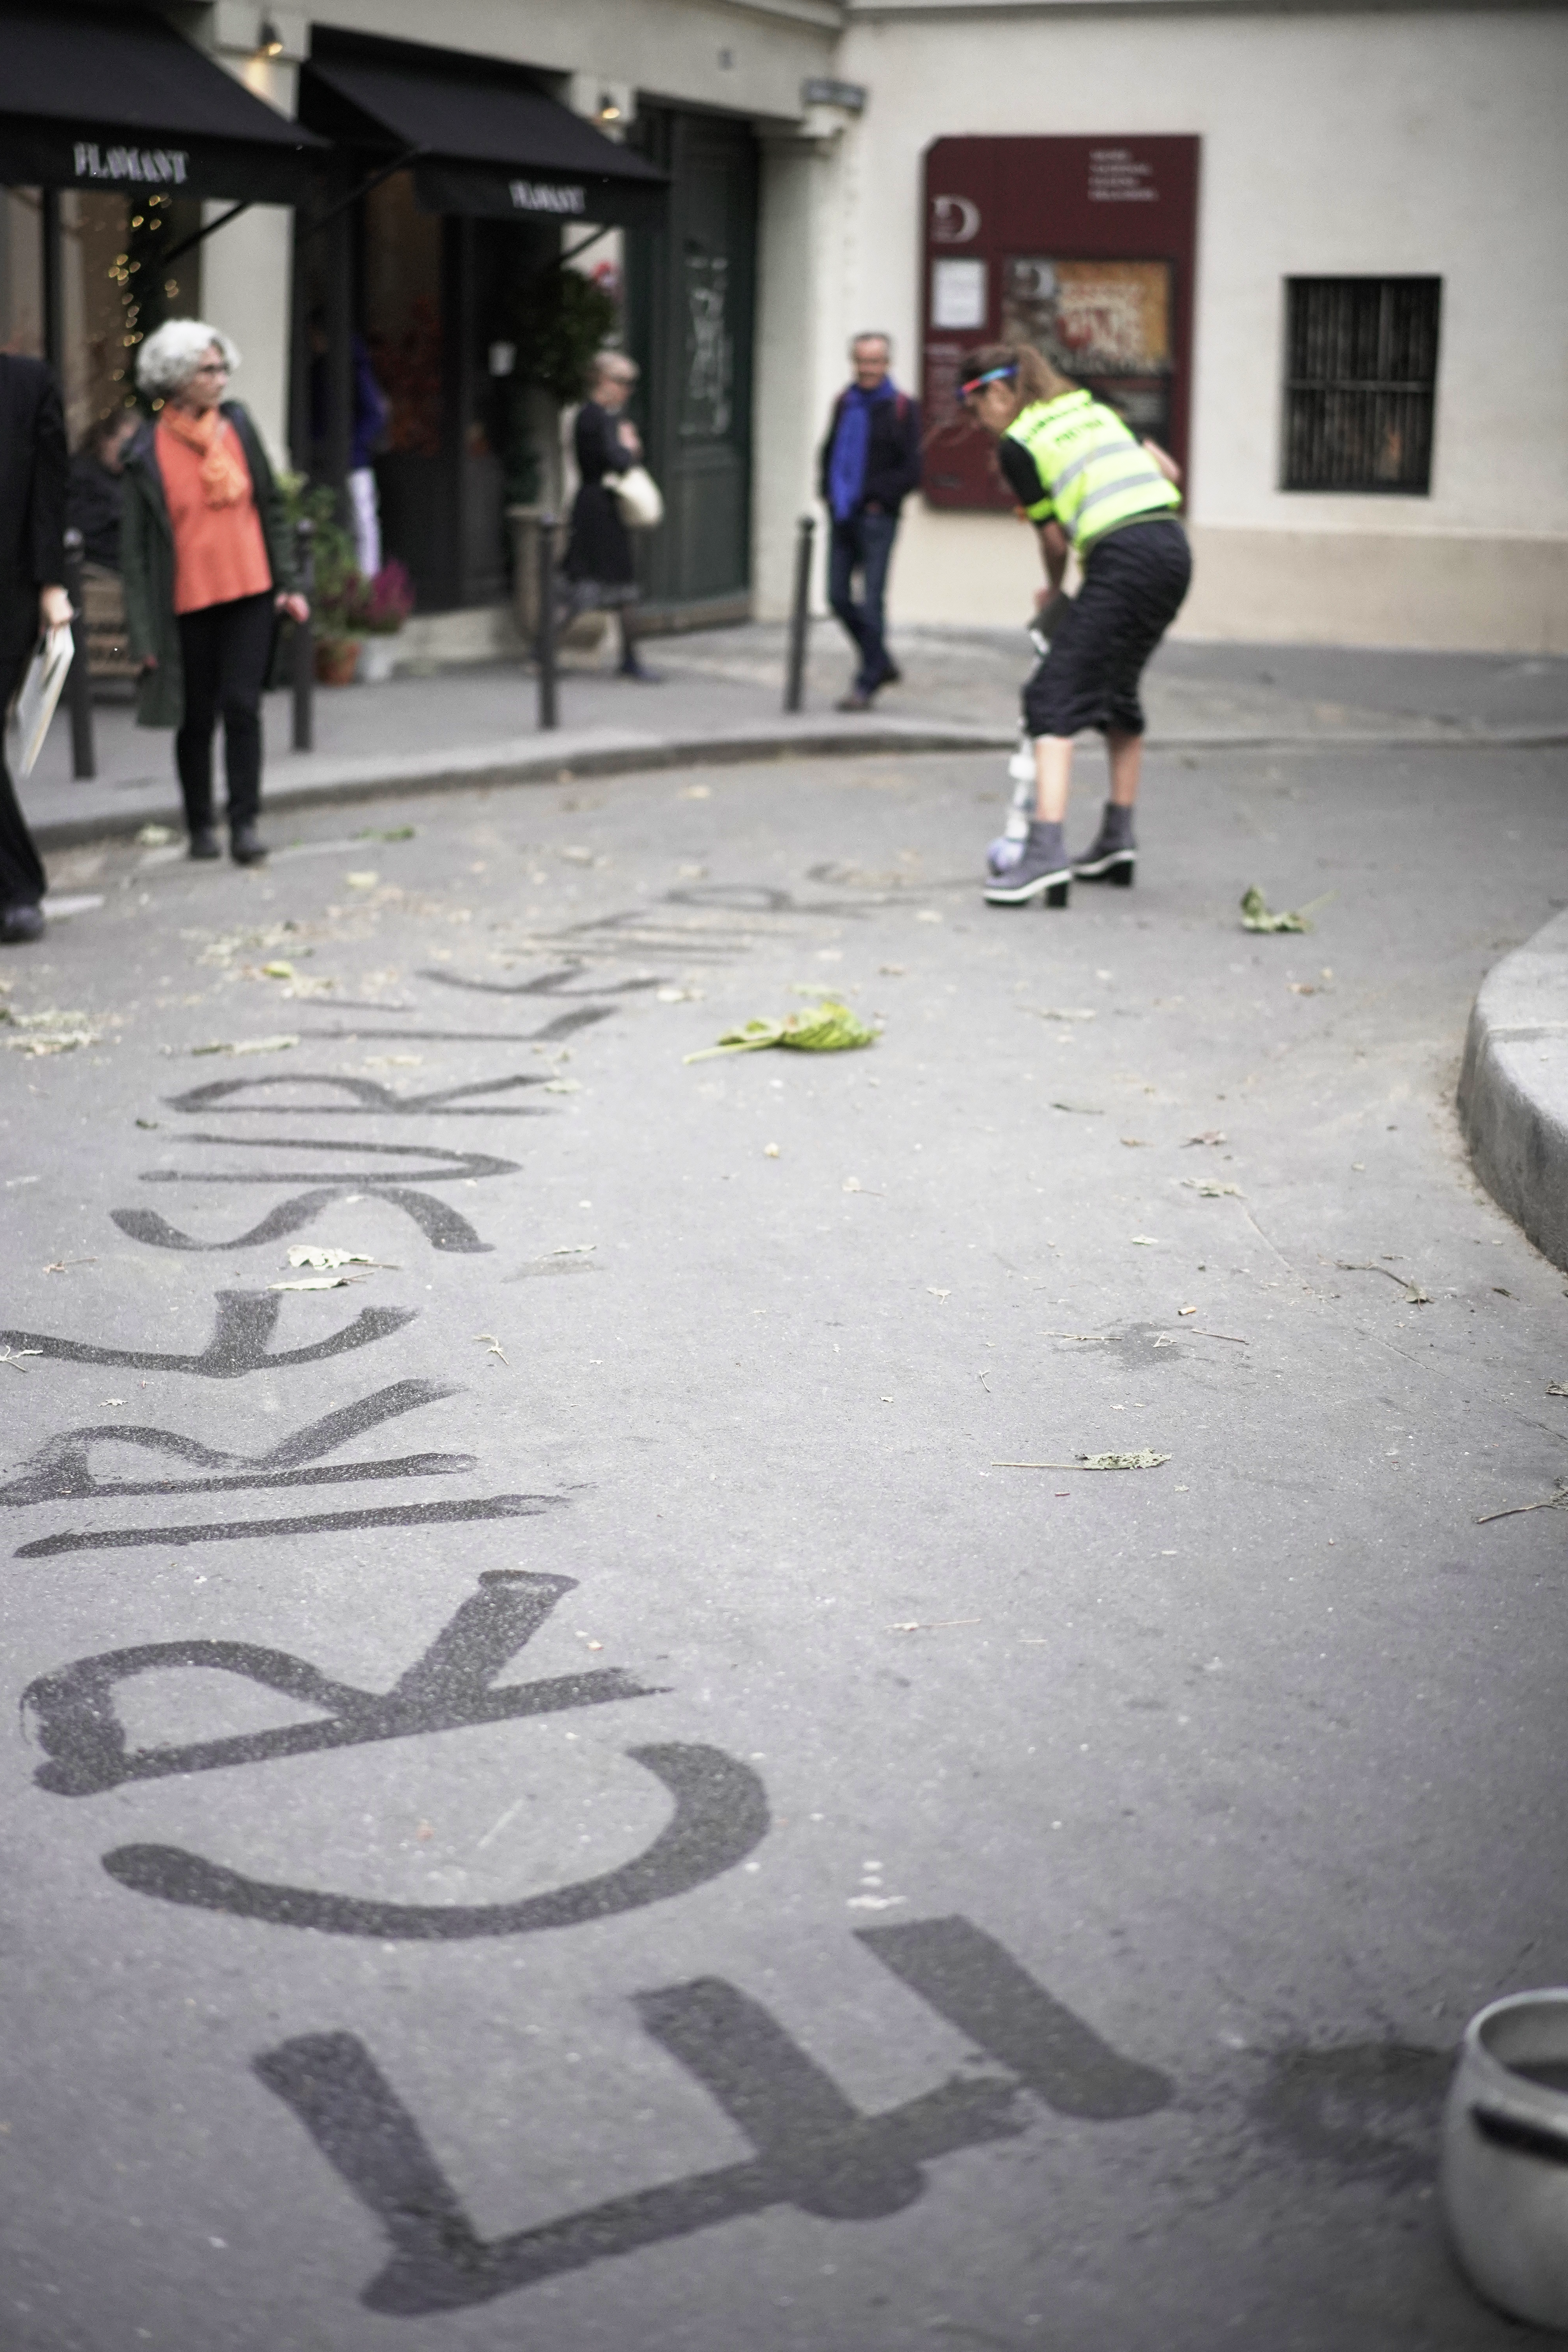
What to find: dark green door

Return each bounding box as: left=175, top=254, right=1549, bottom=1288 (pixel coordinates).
left=629, top=109, right=757, bottom=618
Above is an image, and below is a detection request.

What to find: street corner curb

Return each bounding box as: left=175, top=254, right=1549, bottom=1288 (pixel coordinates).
left=1458, top=906, right=1568, bottom=1272
left=29, top=720, right=1013, bottom=856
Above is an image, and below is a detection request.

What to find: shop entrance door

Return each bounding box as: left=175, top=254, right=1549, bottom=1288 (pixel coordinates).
left=628, top=110, right=757, bottom=622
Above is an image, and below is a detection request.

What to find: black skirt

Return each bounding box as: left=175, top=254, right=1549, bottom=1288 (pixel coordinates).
left=564, top=481, right=635, bottom=594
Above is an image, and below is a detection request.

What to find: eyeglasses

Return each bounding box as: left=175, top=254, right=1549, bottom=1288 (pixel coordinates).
left=191, top=361, right=230, bottom=377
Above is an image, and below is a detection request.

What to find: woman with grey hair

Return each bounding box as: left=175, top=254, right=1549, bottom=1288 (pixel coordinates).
left=121, top=320, right=307, bottom=863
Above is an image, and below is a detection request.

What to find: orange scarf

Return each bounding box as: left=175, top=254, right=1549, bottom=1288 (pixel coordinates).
left=160, top=404, right=249, bottom=508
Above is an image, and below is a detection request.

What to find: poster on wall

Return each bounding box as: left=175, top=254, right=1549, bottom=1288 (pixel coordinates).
left=920, top=137, right=1200, bottom=512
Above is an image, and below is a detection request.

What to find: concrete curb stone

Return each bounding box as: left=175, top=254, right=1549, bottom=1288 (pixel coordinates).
left=31, top=716, right=1567, bottom=857
left=1459, top=905, right=1568, bottom=1272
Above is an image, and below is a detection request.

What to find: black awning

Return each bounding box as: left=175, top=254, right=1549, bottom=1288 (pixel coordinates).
left=301, top=51, right=668, bottom=229
left=0, top=1, right=327, bottom=201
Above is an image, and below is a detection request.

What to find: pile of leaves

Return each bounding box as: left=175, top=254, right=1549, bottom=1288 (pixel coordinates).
left=684, top=999, right=878, bottom=1064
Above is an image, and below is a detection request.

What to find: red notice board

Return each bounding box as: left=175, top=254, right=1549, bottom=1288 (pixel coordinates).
left=921, top=136, right=1200, bottom=510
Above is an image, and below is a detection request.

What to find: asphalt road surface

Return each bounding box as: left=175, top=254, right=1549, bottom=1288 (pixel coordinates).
left=3, top=738, right=1566, bottom=2352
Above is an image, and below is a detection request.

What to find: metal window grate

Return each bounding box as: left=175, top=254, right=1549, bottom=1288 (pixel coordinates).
left=1283, top=278, right=1441, bottom=494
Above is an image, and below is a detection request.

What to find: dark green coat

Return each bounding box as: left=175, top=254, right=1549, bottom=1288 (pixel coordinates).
left=120, top=401, right=295, bottom=730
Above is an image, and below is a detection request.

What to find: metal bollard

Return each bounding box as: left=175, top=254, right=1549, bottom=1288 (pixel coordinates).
left=783, top=513, right=815, bottom=714
left=291, top=517, right=315, bottom=753
left=62, top=527, right=95, bottom=779
left=536, top=512, right=558, bottom=732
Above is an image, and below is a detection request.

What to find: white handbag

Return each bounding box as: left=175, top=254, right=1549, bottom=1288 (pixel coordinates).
left=610, top=465, right=664, bottom=530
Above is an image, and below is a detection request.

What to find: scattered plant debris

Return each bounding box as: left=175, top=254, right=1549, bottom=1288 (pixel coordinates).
left=1477, top=1483, right=1568, bottom=1527
left=1185, top=1130, right=1226, bottom=1147
left=1184, top=1179, right=1243, bottom=1198
left=1338, top=1259, right=1431, bottom=1305
left=1548, top=1381, right=1568, bottom=1398
left=1241, top=885, right=1336, bottom=933
left=995, top=1452, right=1171, bottom=1470
left=684, top=1000, right=877, bottom=1062
left=191, top=1033, right=299, bottom=1057
left=286, top=1248, right=378, bottom=1270
left=2, top=1007, right=99, bottom=1054
left=474, top=1333, right=509, bottom=1366
left=135, top=822, right=176, bottom=847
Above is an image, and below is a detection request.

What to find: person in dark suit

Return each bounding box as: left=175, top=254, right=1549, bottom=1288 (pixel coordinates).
left=0, top=351, right=69, bottom=945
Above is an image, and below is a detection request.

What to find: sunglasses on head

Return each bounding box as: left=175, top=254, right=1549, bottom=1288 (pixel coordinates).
left=960, top=364, right=1016, bottom=397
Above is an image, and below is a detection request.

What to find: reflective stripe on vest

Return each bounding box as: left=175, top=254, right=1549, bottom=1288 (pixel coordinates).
left=1005, top=390, right=1180, bottom=548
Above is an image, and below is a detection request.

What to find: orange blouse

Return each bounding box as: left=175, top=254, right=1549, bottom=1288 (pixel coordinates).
left=157, top=415, right=272, bottom=616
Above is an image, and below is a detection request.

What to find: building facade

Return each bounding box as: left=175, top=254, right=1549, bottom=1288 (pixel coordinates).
left=2, top=0, right=1564, bottom=653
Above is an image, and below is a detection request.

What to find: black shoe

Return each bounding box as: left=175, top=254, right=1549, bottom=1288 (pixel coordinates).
left=1073, top=802, right=1136, bottom=886
left=230, top=824, right=269, bottom=866
left=984, top=820, right=1072, bottom=908
left=835, top=687, right=875, bottom=712
left=877, top=661, right=902, bottom=688
left=617, top=659, right=661, bottom=682
left=189, top=827, right=221, bottom=861
left=0, top=902, right=45, bottom=945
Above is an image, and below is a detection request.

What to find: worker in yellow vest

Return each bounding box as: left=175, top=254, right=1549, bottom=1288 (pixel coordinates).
left=961, top=342, right=1190, bottom=907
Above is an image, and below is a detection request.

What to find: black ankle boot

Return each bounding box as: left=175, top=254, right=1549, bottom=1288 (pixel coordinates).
left=230, top=824, right=269, bottom=866
left=189, top=827, right=221, bottom=860
left=1073, top=801, right=1136, bottom=885
left=984, top=820, right=1071, bottom=907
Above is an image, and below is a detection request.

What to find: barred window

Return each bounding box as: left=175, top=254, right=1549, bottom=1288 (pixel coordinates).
left=1282, top=278, right=1441, bottom=494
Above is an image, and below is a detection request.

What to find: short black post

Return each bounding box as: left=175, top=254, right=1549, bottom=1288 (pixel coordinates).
left=61, top=526, right=95, bottom=779
left=291, top=517, right=315, bottom=753
left=536, top=512, right=558, bottom=731
left=784, top=513, right=815, bottom=713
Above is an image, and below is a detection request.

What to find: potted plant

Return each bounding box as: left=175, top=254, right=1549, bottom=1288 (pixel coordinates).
left=312, top=531, right=366, bottom=687
left=355, top=560, right=415, bottom=683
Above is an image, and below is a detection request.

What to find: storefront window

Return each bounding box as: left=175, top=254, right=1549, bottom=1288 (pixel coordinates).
left=363, top=171, right=442, bottom=460
left=1, top=188, right=44, bottom=354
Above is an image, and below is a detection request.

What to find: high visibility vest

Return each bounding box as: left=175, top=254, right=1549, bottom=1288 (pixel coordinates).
left=1005, top=390, right=1180, bottom=550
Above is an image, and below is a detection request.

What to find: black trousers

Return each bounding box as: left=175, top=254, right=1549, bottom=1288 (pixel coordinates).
left=1023, top=517, right=1191, bottom=740
left=176, top=590, right=274, bottom=833
left=0, top=643, right=47, bottom=911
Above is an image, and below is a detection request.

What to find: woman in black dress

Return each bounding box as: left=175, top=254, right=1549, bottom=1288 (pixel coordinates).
left=563, top=352, right=653, bottom=681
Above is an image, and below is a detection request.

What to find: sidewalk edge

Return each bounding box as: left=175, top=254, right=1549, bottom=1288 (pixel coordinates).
left=33, top=719, right=1568, bottom=857
left=1458, top=907, right=1568, bottom=1273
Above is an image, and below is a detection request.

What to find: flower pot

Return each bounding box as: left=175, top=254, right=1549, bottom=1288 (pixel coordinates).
left=315, top=637, right=362, bottom=687
left=1443, top=1991, right=1568, bottom=2331
left=357, top=636, right=401, bottom=684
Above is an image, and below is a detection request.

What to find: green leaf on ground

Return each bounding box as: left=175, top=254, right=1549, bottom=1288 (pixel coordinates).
left=1241, top=886, right=1334, bottom=933
left=684, top=1001, right=877, bottom=1063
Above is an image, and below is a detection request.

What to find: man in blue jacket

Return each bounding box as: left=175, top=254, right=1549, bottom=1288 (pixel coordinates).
left=818, top=334, right=922, bottom=711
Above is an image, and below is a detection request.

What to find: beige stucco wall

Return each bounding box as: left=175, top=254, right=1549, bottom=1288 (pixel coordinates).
left=772, top=3, right=1568, bottom=648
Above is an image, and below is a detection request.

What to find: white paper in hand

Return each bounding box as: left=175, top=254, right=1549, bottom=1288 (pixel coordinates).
left=8, top=625, right=74, bottom=778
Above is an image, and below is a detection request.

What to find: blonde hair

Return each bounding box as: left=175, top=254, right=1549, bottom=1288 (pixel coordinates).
left=592, top=349, right=638, bottom=387
left=135, top=319, right=240, bottom=397
left=960, top=341, right=1077, bottom=409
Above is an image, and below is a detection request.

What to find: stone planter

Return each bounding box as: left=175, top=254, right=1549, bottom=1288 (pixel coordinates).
left=315, top=637, right=362, bottom=688
left=357, top=635, right=401, bottom=684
